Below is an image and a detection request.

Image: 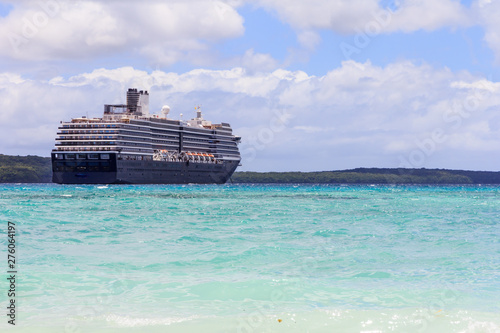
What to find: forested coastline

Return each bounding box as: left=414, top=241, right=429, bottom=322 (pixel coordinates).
left=1, top=154, right=500, bottom=184
left=231, top=168, right=500, bottom=184
left=0, top=155, right=52, bottom=183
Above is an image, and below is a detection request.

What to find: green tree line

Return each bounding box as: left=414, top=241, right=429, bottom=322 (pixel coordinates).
left=0, top=155, right=52, bottom=183
left=1, top=154, right=500, bottom=184
left=232, top=168, right=500, bottom=184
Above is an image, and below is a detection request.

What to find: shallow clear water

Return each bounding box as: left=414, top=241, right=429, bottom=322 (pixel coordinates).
left=0, top=184, right=499, bottom=332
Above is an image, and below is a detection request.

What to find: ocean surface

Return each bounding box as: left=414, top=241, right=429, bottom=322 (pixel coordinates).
left=0, top=184, right=499, bottom=333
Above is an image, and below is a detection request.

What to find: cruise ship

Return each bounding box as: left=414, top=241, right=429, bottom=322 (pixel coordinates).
left=51, top=88, right=241, bottom=184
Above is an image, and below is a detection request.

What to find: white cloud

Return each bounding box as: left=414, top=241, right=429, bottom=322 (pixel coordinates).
left=472, top=0, right=500, bottom=64
left=252, top=0, right=470, bottom=33
left=0, top=72, right=25, bottom=85
left=253, top=0, right=379, bottom=33
left=297, top=30, right=321, bottom=51
left=2, top=61, right=500, bottom=171
left=240, top=49, right=279, bottom=73
left=386, top=0, right=471, bottom=32
left=0, top=0, right=244, bottom=64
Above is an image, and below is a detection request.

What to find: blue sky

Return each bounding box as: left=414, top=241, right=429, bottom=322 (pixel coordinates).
left=1, top=0, right=500, bottom=171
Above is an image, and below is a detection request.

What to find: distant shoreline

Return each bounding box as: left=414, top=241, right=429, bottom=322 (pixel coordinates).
left=1, top=154, right=500, bottom=184
left=231, top=168, right=500, bottom=184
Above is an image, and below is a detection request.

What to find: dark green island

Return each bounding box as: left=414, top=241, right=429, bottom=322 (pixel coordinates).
left=0, top=155, right=52, bottom=183
left=1, top=154, right=500, bottom=184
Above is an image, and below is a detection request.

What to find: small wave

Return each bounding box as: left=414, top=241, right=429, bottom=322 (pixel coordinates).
left=104, top=314, right=200, bottom=327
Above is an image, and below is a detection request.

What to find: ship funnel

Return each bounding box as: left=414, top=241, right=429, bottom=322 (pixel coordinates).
left=127, top=88, right=149, bottom=116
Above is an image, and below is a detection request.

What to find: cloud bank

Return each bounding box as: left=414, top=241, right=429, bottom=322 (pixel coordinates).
left=2, top=62, right=500, bottom=171
left=2, top=0, right=500, bottom=66
left=254, top=0, right=469, bottom=33
left=0, top=0, right=244, bottom=65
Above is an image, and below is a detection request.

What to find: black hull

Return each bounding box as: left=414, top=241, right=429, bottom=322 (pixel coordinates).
left=52, top=154, right=239, bottom=184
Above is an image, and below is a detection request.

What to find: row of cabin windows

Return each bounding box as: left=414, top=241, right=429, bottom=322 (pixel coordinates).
left=59, top=136, right=116, bottom=140
left=54, top=153, right=110, bottom=160
left=57, top=141, right=117, bottom=146
left=62, top=124, right=118, bottom=128
left=53, top=161, right=112, bottom=172
left=60, top=130, right=118, bottom=134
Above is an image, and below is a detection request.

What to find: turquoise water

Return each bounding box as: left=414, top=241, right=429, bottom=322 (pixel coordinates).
left=0, top=184, right=499, bottom=332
